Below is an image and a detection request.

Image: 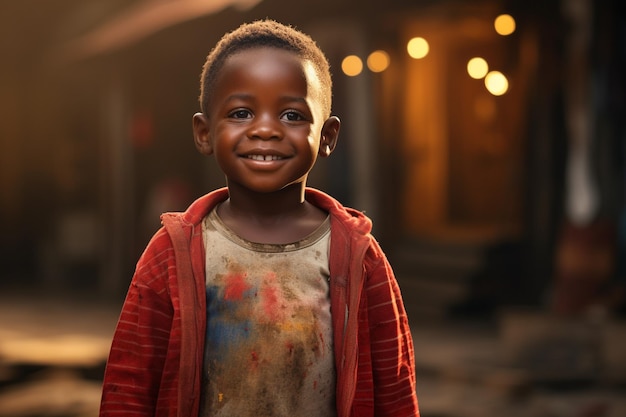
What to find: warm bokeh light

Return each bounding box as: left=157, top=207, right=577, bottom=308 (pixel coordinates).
left=467, top=57, right=489, bottom=79
left=494, top=14, right=516, bottom=36
left=407, top=37, right=429, bottom=59
left=484, top=71, right=509, bottom=95
left=341, top=55, right=363, bottom=76
left=367, top=50, right=390, bottom=73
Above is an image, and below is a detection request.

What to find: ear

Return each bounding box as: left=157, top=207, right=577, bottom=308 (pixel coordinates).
left=192, top=112, right=213, bottom=156
left=318, top=116, right=340, bottom=157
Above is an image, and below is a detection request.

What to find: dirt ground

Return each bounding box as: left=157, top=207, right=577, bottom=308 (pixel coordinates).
left=1, top=290, right=625, bottom=417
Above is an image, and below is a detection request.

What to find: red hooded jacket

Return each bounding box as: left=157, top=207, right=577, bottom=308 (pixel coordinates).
left=99, top=187, right=419, bottom=417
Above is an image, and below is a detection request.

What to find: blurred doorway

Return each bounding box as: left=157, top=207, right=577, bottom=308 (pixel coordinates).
left=397, top=12, right=531, bottom=242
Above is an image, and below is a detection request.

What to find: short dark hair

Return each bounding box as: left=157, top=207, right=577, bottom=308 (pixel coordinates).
left=199, top=19, right=332, bottom=117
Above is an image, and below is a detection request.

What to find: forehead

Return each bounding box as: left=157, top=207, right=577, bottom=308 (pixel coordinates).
left=215, top=47, right=321, bottom=95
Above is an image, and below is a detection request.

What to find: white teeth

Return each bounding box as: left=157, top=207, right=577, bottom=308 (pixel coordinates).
left=247, top=155, right=282, bottom=161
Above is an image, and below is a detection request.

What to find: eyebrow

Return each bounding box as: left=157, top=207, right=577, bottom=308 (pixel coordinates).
left=224, top=93, right=253, bottom=102
left=224, top=93, right=309, bottom=106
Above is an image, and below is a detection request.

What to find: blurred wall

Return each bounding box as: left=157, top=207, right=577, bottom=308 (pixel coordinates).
left=1, top=0, right=624, bottom=319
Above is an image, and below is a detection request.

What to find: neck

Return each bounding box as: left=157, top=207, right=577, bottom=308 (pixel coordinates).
left=218, top=182, right=325, bottom=244
left=223, top=182, right=307, bottom=223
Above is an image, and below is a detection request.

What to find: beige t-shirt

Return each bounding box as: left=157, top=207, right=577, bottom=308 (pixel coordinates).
left=198, top=207, right=337, bottom=417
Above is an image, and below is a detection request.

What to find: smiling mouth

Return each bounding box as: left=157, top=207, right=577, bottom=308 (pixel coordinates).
left=245, top=155, right=285, bottom=161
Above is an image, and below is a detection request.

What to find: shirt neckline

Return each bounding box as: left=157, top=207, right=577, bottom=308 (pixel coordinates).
left=206, top=207, right=330, bottom=253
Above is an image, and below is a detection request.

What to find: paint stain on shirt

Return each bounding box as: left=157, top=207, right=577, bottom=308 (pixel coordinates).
left=223, top=272, right=250, bottom=301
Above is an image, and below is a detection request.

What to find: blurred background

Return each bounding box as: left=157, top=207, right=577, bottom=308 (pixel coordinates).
left=1, top=0, right=625, bottom=416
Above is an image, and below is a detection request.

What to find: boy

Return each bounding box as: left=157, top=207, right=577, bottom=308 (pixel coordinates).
left=99, top=19, right=419, bottom=417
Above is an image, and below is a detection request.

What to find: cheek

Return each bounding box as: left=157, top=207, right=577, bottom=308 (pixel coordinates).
left=307, top=128, right=322, bottom=150
left=212, top=124, right=242, bottom=148
left=211, top=138, right=234, bottom=168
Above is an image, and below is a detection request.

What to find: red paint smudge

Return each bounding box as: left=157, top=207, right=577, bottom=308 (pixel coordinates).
left=250, top=351, right=259, bottom=371
left=261, top=285, right=280, bottom=318
left=223, top=273, right=250, bottom=300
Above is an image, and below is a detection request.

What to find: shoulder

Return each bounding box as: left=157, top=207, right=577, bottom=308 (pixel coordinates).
left=142, top=226, right=175, bottom=258
left=134, top=226, right=177, bottom=286
left=305, top=188, right=373, bottom=235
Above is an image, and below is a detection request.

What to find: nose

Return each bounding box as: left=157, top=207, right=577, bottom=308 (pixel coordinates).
left=248, top=113, right=281, bottom=140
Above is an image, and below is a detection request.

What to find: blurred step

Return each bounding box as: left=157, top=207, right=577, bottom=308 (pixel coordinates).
left=391, top=239, right=487, bottom=321
left=0, top=369, right=101, bottom=417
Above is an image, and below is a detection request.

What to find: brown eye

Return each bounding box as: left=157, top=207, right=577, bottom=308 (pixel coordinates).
left=281, top=111, right=305, bottom=122
left=229, top=109, right=252, bottom=119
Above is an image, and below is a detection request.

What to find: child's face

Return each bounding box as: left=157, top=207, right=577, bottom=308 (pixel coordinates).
left=196, top=47, right=337, bottom=195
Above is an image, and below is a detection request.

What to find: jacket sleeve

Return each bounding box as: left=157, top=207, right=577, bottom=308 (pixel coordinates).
left=364, top=240, right=420, bottom=417
left=99, top=229, right=176, bottom=417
